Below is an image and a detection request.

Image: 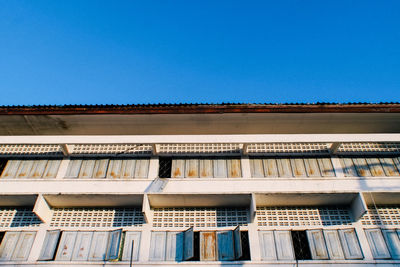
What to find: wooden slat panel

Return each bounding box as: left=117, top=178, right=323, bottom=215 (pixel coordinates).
left=29, top=160, right=48, bottom=178
left=290, top=158, right=307, bottom=177
left=199, top=159, right=213, bottom=178
left=149, top=232, right=167, bottom=261
left=78, top=160, right=95, bottom=178
left=200, top=232, right=217, bottom=261
left=185, top=159, right=199, bottom=178
left=121, top=232, right=141, bottom=261
left=227, top=159, right=241, bottom=178
left=0, top=232, right=20, bottom=261
left=263, top=159, right=279, bottom=177
left=71, top=231, right=93, bottom=261
left=56, top=231, right=78, bottom=261
left=165, top=232, right=181, bottom=261
left=353, top=158, right=371, bottom=177
left=274, top=230, right=295, bottom=260
left=307, top=230, right=328, bottom=259
left=88, top=231, right=109, bottom=261
left=134, top=159, right=149, bottom=178
left=250, top=159, right=264, bottom=178
left=213, top=159, right=227, bottom=178
left=65, top=160, right=82, bottom=178
left=318, top=158, right=335, bottom=177
left=276, top=158, right=293, bottom=177
left=382, top=229, right=400, bottom=259
left=11, top=232, right=36, bottom=261
left=380, top=158, right=400, bottom=176
left=171, top=160, right=185, bottom=178
left=121, top=159, right=136, bottom=179
left=43, top=160, right=61, bottom=178
left=233, top=226, right=242, bottom=259
left=340, top=158, right=358, bottom=177
left=107, top=229, right=122, bottom=260
left=183, top=227, right=194, bottom=260
left=1, top=160, right=21, bottom=178
left=217, top=231, right=235, bottom=261
left=366, top=158, right=385, bottom=177
left=39, top=230, right=61, bottom=260
left=16, top=160, right=34, bottom=178
left=258, top=231, right=277, bottom=260
left=338, top=229, right=363, bottom=259
left=106, top=159, right=122, bottom=179
left=304, top=158, right=321, bottom=177
left=93, top=159, right=109, bottom=178
left=364, top=229, right=390, bottom=259
left=323, top=230, right=345, bottom=260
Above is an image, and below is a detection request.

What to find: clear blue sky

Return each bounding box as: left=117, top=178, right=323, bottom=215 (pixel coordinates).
left=0, top=0, right=399, bottom=105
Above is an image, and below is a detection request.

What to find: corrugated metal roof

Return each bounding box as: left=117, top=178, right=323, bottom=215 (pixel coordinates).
left=0, top=102, right=399, bottom=115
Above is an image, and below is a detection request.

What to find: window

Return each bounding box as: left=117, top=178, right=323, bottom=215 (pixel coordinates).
left=364, top=228, right=400, bottom=259
left=340, top=156, right=400, bottom=177
left=0, top=159, right=61, bottom=179
left=0, top=231, right=36, bottom=261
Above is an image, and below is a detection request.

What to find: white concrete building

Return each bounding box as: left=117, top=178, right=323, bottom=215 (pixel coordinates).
left=0, top=103, right=400, bottom=266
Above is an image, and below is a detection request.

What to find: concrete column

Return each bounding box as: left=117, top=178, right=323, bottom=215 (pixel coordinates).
left=56, top=158, right=70, bottom=179
left=148, top=156, right=159, bottom=179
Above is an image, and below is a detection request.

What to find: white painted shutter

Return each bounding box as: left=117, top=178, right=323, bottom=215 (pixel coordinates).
left=134, top=159, right=149, bottom=178
left=263, top=159, right=279, bottom=177
left=276, top=158, right=293, bottom=177
left=199, top=159, right=213, bottom=178
left=338, top=229, right=363, bottom=259
left=200, top=232, right=217, bottom=261
left=93, top=159, right=109, bottom=178
left=213, top=159, right=227, bottom=178
left=71, top=231, right=93, bottom=261
left=88, top=231, right=109, bottom=261
left=340, top=158, right=358, bottom=177
left=121, top=159, right=136, bottom=178
left=121, top=232, right=141, bottom=261
left=166, top=232, right=182, bottom=261
left=323, top=230, right=344, bottom=260
left=233, top=226, right=243, bottom=259
left=353, top=158, right=371, bottom=177
left=106, top=159, right=122, bottom=178
left=382, top=229, right=400, bottom=259
left=250, top=159, right=264, bottom=178
left=364, top=229, right=390, bottom=259
left=78, top=160, right=95, bottom=178
left=171, top=159, right=185, bottom=178
left=217, top=230, right=235, bottom=261
left=39, top=230, right=61, bottom=260
left=380, top=158, right=400, bottom=176
left=366, top=158, right=385, bottom=176
left=318, top=158, right=335, bottom=177
left=56, top=231, right=78, bottom=261
left=183, top=227, right=194, bottom=260
left=16, top=160, right=34, bottom=178
left=11, top=231, right=36, bottom=261
left=149, top=232, right=167, bottom=261
left=227, top=159, right=241, bottom=178
left=0, top=232, right=20, bottom=261
left=43, top=160, right=61, bottom=178
left=106, top=229, right=122, bottom=260
left=29, top=160, right=48, bottom=178
left=306, top=230, right=328, bottom=259
left=65, top=160, right=82, bottom=178
left=274, top=230, right=295, bottom=260
left=290, top=158, right=307, bottom=177
left=258, top=231, right=277, bottom=260
left=1, top=160, right=20, bottom=178
left=185, top=159, right=199, bottom=178
left=304, top=158, right=321, bottom=177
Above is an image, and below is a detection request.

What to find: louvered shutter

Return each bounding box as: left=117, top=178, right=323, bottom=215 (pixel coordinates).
left=290, top=158, right=307, bottom=177
left=306, top=230, right=328, bottom=259
left=71, top=231, right=93, bottom=261
left=65, top=160, right=82, bottom=178
left=364, top=229, right=390, bottom=259
left=149, top=232, right=167, bottom=261
left=93, top=159, right=109, bottom=178
left=338, top=229, right=363, bottom=259
left=183, top=227, right=194, bottom=260
left=217, top=230, right=235, bottom=261
left=134, top=159, right=149, bottom=178
left=0, top=232, right=20, bottom=261
left=276, top=159, right=293, bottom=177
left=274, top=230, right=295, bottom=260
left=56, top=231, right=78, bottom=261
left=227, top=159, right=241, bottom=178
left=304, top=158, right=321, bottom=177
left=263, top=159, right=279, bottom=177
left=200, top=232, right=217, bottom=261
left=185, top=159, right=199, bottom=178
left=382, top=229, right=400, bottom=259
left=258, top=231, right=277, bottom=260
left=88, top=231, right=109, bottom=261
left=250, top=159, right=264, bottom=178
left=106, top=229, right=122, bottom=260
left=166, top=231, right=183, bottom=261
left=323, top=230, right=344, bottom=260
left=213, top=159, right=227, bottom=178
left=171, top=160, right=185, bottom=178
left=39, top=230, right=61, bottom=260
left=1, top=160, right=20, bottom=178
left=199, top=159, right=213, bottom=178
left=233, top=226, right=243, bottom=259
left=121, top=232, right=141, bottom=261
left=11, top=232, right=36, bottom=261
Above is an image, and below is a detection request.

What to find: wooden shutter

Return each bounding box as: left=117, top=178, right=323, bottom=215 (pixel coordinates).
left=323, top=230, right=344, bottom=260
left=106, top=229, right=122, bottom=260
left=65, top=160, right=82, bottom=178
left=93, top=159, right=109, bottom=178
left=366, top=158, right=385, bottom=177
left=380, top=158, right=400, bottom=176
left=1, top=160, right=20, bottom=178
left=0, top=232, right=20, bottom=261
left=39, top=230, right=61, bottom=260
left=121, top=159, right=136, bottom=178
left=317, top=158, right=335, bottom=177
left=250, top=159, right=264, bottom=178
left=233, top=226, right=243, bottom=259
left=263, top=159, right=279, bottom=177
left=217, top=230, right=235, bottom=261
left=134, top=159, right=149, bottom=178
left=11, top=232, right=36, bottom=261
left=78, top=160, right=95, bottom=178
left=306, top=230, right=328, bottom=259
left=106, top=159, right=122, bottom=178
left=382, top=229, right=400, bottom=259
left=56, top=231, right=78, bottom=261
left=200, top=232, right=217, bottom=261
left=199, top=159, right=213, bottom=178
left=88, top=231, right=109, bottom=261
left=43, top=160, right=61, bottom=178
left=183, top=227, right=194, bottom=260
left=171, top=160, right=185, bottom=178
left=340, top=158, right=358, bottom=177
left=304, top=158, right=321, bottom=177
left=274, top=230, right=295, bottom=260
left=71, top=231, right=93, bottom=261
left=338, top=229, right=363, bottom=259
left=16, top=160, right=34, bottom=178
left=166, top=231, right=183, bottom=261
left=276, top=159, right=293, bottom=177
left=149, top=232, right=167, bottom=261
left=258, top=231, right=277, bottom=260
left=227, top=159, right=241, bottom=178
left=290, top=158, right=307, bottom=177
left=364, top=229, right=390, bottom=259
left=353, top=158, right=371, bottom=177
left=29, top=160, right=48, bottom=178
left=213, top=159, right=227, bottom=178
left=185, top=159, right=199, bottom=178
left=121, top=232, right=141, bottom=261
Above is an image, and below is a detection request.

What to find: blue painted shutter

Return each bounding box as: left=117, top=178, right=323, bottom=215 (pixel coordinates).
left=364, top=229, right=390, bottom=259
left=106, top=229, right=122, bottom=260
left=233, top=226, right=242, bottom=259
left=382, top=229, right=400, bottom=259
left=183, top=227, right=194, bottom=260
left=166, top=231, right=184, bottom=261
left=88, top=231, right=109, bottom=261
left=217, top=230, right=235, bottom=261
